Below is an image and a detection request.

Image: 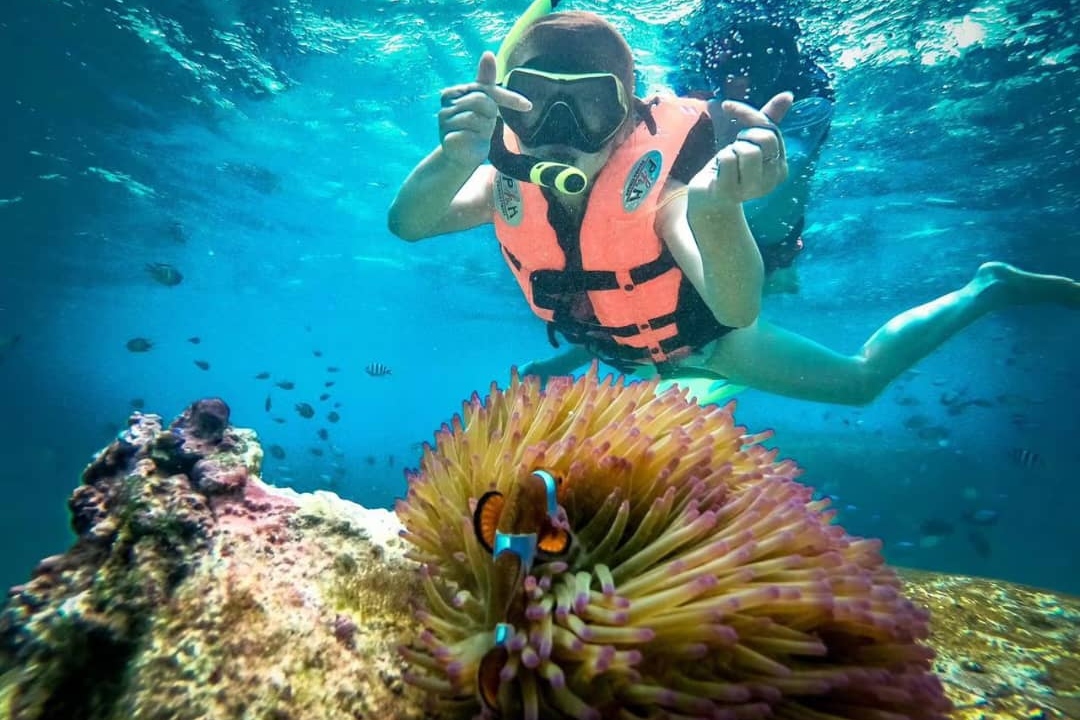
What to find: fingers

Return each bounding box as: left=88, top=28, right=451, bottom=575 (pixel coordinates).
left=475, top=50, right=497, bottom=85
left=760, top=92, right=794, bottom=125
left=712, top=132, right=788, bottom=202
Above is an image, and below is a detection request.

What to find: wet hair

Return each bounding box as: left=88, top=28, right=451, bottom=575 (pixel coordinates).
left=507, top=12, right=636, bottom=101
left=507, top=11, right=657, bottom=135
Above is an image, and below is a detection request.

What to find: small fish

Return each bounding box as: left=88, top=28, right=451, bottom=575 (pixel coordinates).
left=295, top=402, right=315, bottom=419
left=130, top=398, right=146, bottom=409
left=167, top=219, right=187, bottom=244
left=327, top=366, right=341, bottom=373
left=276, top=380, right=295, bottom=390
left=310, top=447, right=324, bottom=456
left=365, top=362, right=392, bottom=377
left=472, top=470, right=570, bottom=711
left=319, top=393, right=331, bottom=401
left=963, top=508, right=999, bottom=526
left=327, top=411, right=340, bottom=423
left=324, top=381, right=336, bottom=388
left=0, top=334, right=22, bottom=358
left=264, top=395, right=272, bottom=412
left=187, top=336, right=201, bottom=344
left=254, top=371, right=271, bottom=380
left=317, top=428, right=329, bottom=441
left=919, top=518, right=954, bottom=537
left=387, top=455, right=395, bottom=467
left=313, top=350, right=323, bottom=357
left=333, top=402, right=342, bottom=408
left=967, top=530, right=991, bottom=558
left=146, top=262, right=183, bottom=287
left=896, top=396, right=920, bottom=406
left=364, top=455, right=376, bottom=466
left=1009, top=447, right=1041, bottom=468
left=272, top=417, right=287, bottom=424
left=194, top=360, right=210, bottom=371
left=126, top=337, right=153, bottom=352
left=268, top=444, right=286, bottom=460
left=903, top=414, right=929, bottom=430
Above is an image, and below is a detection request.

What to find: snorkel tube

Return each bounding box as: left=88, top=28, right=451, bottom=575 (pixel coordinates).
left=489, top=0, right=590, bottom=195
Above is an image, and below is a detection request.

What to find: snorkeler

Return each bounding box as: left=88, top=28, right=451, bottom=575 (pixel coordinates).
left=671, top=9, right=836, bottom=294
left=388, top=5, right=1080, bottom=407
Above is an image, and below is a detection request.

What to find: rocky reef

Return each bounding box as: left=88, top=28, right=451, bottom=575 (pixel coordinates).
left=0, top=388, right=1077, bottom=720
left=0, top=399, right=425, bottom=720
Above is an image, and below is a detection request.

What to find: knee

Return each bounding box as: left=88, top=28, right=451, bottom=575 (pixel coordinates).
left=847, top=358, right=888, bottom=406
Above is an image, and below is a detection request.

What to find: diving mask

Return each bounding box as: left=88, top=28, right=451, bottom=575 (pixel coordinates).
left=500, top=68, right=630, bottom=153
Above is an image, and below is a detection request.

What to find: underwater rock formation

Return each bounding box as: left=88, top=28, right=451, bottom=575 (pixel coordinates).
left=0, top=381, right=1077, bottom=720
left=0, top=399, right=425, bottom=720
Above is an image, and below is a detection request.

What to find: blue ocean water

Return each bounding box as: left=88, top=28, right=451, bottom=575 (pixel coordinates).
left=1, top=0, right=1077, bottom=596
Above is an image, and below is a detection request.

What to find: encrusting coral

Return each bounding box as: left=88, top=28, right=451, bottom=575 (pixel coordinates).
left=396, top=366, right=953, bottom=720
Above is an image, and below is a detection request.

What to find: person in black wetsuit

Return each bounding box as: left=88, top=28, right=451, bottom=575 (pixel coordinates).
left=671, top=11, right=835, bottom=293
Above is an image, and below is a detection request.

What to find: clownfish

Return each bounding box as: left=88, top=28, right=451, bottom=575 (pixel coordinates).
left=471, top=469, right=571, bottom=712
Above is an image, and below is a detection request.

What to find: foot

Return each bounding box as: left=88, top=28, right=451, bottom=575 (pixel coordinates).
left=973, top=262, right=1080, bottom=308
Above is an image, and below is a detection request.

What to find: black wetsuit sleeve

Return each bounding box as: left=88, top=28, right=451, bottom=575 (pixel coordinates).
left=668, top=114, right=717, bottom=183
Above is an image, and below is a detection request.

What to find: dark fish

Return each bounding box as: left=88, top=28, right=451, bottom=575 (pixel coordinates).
left=1009, top=447, right=1040, bottom=468
left=255, top=371, right=271, bottom=380
left=146, top=262, right=183, bottom=287
left=967, top=530, right=991, bottom=558
left=269, top=444, right=286, bottom=460
left=917, top=426, right=950, bottom=442
left=364, top=455, right=376, bottom=466
left=896, top=396, right=920, bottom=406
left=324, top=381, right=336, bottom=388
left=365, top=362, right=392, bottom=377
left=472, top=470, right=570, bottom=711
left=310, top=447, right=324, bottom=457
left=319, top=393, right=331, bottom=401
left=126, top=337, right=153, bottom=352
left=919, top=518, right=954, bottom=537
left=264, top=395, right=272, bottom=412
left=387, top=455, right=395, bottom=467
left=327, top=411, right=340, bottom=423
left=317, top=428, right=329, bottom=441
left=194, top=360, right=210, bottom=371
left=295, top=402, right=315, bottom=419
left=187, top=336, right=201, bottom=344
left=963, top=508, right=999, bottom=526
left=276, top=380, right=295, bottom=390
left=167, top=219, right=187, bottom=244
left=273, top=417, right=287, bottom=424
left=333, top=402, right=342, bottom=408
left=313, top=350, right=323, bottom=357
left=130, top=398, right=145, bottom=409
left=903, top=414, right=929, bottom=430
left=327, top=366, right=341, bottom=373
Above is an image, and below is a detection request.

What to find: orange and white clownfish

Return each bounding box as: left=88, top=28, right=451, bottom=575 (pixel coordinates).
left=471, top=468, right=571, bottom=711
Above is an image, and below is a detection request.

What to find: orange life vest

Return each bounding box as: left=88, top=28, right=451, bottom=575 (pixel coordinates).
left=492, top=96, right=731, bottom=370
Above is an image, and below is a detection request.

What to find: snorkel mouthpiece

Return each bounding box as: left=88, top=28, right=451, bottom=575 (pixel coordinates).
left=489, top=121, right=587, bottom=195
left=489, top=0, right=587, bottom=195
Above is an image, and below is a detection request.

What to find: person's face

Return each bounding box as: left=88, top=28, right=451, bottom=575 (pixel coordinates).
left=501, top=68, right=631, bottom=157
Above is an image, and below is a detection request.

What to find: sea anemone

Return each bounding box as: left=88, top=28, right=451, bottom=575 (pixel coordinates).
left=395, top=366, right=951, bottom=720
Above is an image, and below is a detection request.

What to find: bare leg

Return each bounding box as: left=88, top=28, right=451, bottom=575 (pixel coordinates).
left=705, top=262, right=1080, bottom=405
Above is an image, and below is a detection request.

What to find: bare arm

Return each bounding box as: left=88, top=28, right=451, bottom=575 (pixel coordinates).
left=659, top=187, right=762, bottom=327
left=660, top=93, right=794, bottom=327
left=388, top=158, right=495, bottom=241
left=386, top=51, right=531, bottom=241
